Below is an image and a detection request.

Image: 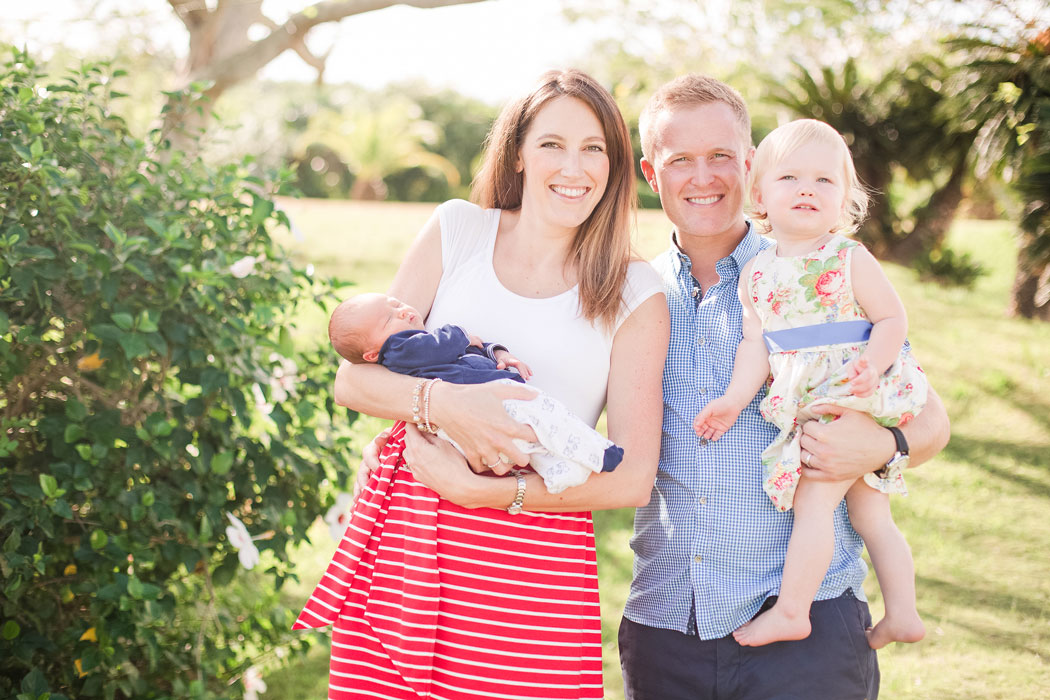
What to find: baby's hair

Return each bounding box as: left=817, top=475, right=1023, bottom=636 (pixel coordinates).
left=328, top=297, right=374, bottom=364
left=749, top=119, right=870, bottom=235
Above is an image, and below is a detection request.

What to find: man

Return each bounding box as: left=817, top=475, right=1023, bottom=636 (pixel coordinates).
left=618, top=74, right=951, bottom=700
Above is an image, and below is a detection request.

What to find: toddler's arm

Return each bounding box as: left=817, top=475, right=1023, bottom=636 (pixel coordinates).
left=693, top=262, right=770, bottom=439
left=848, top=247, right=908, bottom=397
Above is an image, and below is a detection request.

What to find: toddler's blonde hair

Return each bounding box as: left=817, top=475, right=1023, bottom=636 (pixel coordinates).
left=749, top=119, right=869, bottom=235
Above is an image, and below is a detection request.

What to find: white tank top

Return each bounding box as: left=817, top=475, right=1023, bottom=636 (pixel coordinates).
left=426, top=199, right=663, bottom=427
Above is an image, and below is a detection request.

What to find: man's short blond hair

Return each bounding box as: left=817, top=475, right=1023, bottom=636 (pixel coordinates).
left=639, top=74, right=752, bottom=161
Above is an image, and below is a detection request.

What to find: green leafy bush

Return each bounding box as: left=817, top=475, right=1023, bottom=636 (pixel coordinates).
left=912, top=245, right=987, bottom=289
left=0, top=48, right=355, bottom=698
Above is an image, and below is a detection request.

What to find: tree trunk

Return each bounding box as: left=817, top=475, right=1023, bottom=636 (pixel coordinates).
left=1009, top=252, right=1050, bottom=321
left=855, top=166, right=893, bottom=258
left=350, top=177, right=387, bottom=200
left=887, top=161, right=967, bottom=264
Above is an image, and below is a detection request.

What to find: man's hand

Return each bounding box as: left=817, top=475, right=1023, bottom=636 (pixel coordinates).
left=352, top=427, right=392, bottom=504
left=798, top=404, right=895, bottom=483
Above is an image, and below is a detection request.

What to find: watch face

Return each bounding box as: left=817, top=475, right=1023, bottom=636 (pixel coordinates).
left=889, top=454, right=910, bottom=470
left=876, top=453, right=909, bottom=479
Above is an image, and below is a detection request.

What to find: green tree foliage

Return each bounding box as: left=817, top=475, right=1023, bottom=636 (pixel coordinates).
left=949, top=26, right=1050, bottom=318
left=295, top=96, right=461, bottom=200
left=0, top=49, right=356, bottom=697
left=381, top=87, right=498, bottom=202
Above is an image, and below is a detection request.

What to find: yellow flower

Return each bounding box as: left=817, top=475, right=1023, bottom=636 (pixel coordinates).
left=64, top=564, right=77, bottom=576
left=79, top=627, right=97, bottom=642
left=76, top=352, right=105, bottom=371
left=74, top=658, right=87, bottom=677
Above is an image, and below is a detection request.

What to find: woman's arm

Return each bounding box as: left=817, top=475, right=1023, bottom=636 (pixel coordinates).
left=402, top=292, right=670, bottom=511
left=335, top=207, right=537, bottom=467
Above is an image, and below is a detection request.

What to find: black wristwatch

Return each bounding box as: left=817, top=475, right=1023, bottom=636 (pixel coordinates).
left=874, top=426, right=909, bottom=480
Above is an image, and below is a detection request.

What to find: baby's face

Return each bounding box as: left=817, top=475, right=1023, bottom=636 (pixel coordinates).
left=361, top=294, right=425, bottom=348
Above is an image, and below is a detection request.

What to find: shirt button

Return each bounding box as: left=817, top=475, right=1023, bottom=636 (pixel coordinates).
left=693, top=555, right=703, bottom=564
left=697, top=337, right=706, bottom=345
left=699, top=437, right=709, bottom=446
left=699, top=388, right=707, bottom=395
left=699, top=497, right=707, bottom=505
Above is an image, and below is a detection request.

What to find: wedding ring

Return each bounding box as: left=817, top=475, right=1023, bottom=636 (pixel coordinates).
left=802, top=451, right=811, bottom=466
left=483, top=459, right=501, bottom=470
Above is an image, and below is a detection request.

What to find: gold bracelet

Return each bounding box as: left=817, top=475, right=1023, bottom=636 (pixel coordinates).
left=422, top=377, right=442, bottom=434
left=411, top=378, right=427, bottom=432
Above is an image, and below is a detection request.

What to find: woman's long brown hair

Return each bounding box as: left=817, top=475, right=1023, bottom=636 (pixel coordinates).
left=471, top=69, right=635, bottom=331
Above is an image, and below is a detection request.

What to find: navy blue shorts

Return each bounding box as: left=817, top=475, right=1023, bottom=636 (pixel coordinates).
left=619, top=589, right=879, bottom=700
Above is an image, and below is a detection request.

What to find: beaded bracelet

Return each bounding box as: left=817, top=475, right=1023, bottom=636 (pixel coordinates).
left=411, top=378, right=427, bottom=432
left=421, top=377, right=443, bottom=434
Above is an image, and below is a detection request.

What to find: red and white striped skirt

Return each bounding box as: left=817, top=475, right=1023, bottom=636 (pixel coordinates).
left=294, top=422, right=604, bottom=699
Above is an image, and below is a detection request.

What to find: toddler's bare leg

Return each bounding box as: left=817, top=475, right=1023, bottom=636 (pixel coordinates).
left=846, top=480, right=925, bottom=649
left=734, top=475, right=855, bottom=646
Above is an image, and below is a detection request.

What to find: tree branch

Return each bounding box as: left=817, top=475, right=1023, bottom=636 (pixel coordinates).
left=168, top=0, right=211, bottom=31
left=257, top=14, right=332, bottom=81
left=193, top=0, right=489, bottom=93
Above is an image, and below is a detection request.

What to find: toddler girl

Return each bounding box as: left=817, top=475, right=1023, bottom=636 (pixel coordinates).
left=693, top=119, right=927, bottom=649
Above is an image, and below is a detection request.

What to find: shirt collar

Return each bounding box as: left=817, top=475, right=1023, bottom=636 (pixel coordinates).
left=667, top=220, right=764, bottom=280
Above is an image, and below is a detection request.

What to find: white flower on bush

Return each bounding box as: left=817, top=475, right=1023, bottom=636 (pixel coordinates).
left=229, top=255, right=263, bottom=279
left=268, top=353, right=298, bottom=403
left=225, top=513, right=260, bottom=570
left=251, top=383, right=273, bottom=415
left=243, top=666, right=267, bottom=700
left=324, top=492, right=354, bottom=541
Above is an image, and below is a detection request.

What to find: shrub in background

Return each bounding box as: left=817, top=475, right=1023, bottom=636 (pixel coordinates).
left=0, top=48, right=355, bottom=698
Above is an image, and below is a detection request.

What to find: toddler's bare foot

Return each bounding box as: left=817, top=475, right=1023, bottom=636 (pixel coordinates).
left=865, top=613, right=925, bottom=650
left=733, top=607, right=812, bottom=647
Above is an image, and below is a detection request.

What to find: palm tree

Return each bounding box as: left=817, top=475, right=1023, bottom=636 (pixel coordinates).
left=295, top=97, right=460, bottom=200
left=948, top=27, right=1050, bottom=319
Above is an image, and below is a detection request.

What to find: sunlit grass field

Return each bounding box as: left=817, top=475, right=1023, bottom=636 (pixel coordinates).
left=267, top=198, right=1050, bottom=700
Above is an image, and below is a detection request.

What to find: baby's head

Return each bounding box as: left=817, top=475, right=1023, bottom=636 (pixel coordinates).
left=329, top=293, right=424, bottom=364
left=749, top=119, right=869, bottom=236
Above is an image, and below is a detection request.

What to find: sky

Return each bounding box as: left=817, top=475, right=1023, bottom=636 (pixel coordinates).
left=10, top=0, right=599, bottom=104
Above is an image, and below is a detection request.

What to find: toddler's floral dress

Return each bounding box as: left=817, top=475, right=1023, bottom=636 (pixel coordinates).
left=748, top=235, right=927, bottom=511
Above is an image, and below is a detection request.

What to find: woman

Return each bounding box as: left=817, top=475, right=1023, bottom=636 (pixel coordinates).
left=296, top=69, right=669, bottom=699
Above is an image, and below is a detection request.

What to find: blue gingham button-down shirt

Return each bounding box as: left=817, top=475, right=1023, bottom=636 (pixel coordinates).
left=623, top=223, right=868, bottom=640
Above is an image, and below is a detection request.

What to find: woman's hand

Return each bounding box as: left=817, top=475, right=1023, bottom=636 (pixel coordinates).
left=403, top=424, right=511, bottom=508
left=352, top=427, right=392, bottom=503
left=428, top=380, right=539, bottom=472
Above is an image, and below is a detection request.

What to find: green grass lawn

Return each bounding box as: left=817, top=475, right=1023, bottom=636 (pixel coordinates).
left=267, top=199, right=1050, bottom=699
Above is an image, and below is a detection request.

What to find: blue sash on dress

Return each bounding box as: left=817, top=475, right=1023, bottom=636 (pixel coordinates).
left=762, top=319, right=872, bottom=353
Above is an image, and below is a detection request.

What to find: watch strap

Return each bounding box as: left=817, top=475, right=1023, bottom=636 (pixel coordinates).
left=507, top=470, right=526, bottom=515
left=887, top=426, right=909, bottom=456
left=875, top=426, right=909, bottom=479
